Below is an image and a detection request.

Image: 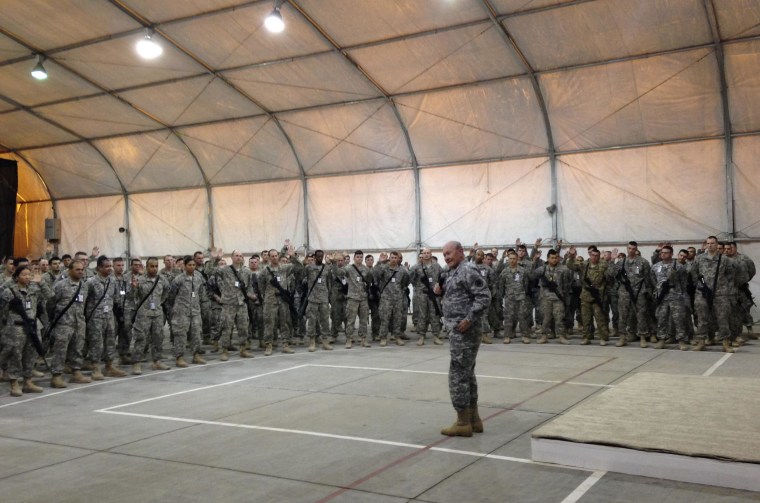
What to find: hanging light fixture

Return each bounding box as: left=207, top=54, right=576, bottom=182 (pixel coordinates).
left=265, top=0, right=285, bottom=33
left=136, top=29, right=163, bottom=59
left=30, top=54, right=48, bottom=80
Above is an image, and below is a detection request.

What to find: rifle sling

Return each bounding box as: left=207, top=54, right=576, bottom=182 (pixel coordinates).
left=132, top=277, right=161, bottom=324
left=85, top=277, right=111, bottom=323
left=44, top=281, right=82, bottom=339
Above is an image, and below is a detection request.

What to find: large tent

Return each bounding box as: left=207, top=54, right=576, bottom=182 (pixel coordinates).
left=1, top=0, right=760, bottom=263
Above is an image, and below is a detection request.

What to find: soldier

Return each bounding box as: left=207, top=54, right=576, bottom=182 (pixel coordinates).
left=691, top=236, right=741, bottom=352
left=110, top=257, right=129, bottom=365
left=168, top=256, right=207, bottom=367
left=434, top=241, right=491, bottom=437
left=328, top=254, right=348, bottom=343
left=49, top=260, right=90, bottom=388
left=726, top=242, right=756, bottom=345
left=529, top=249, right=572, bottom=344
left=120, top=258, right=142, bottom=364
left=193, top=251, right=212, bottom=345
left=609, top=241, right=653, bottom=348
left=374, top=251, right=410, bottom=346
left=343, top=250, right=373, bottom=348
left=499, top=251, right=531, bottom=344
left=0, top=265, right=44, bottom=396
left=485, top=252, right=505, bottom=340
left=568, top=247, right=610, bottom=345
left=410, top=247, right=444, bottom=346
left=258, top=243, right=299, bottom=356
left=207, top=259, right=225, bottom=348
left=471, top=249, right=494, bottom=343
left=211, top=250, right=256, bottom=361
left=247, top=254, right=264, bottom=349
left=650, top=246, right=690, bottom=350
left=130, top=257, right=170, bottom=374
left=365, top=254, right=381, bottom=341
left=300, top=250, right=333, bottom=351
left=84, top=256, right=127, bottom=380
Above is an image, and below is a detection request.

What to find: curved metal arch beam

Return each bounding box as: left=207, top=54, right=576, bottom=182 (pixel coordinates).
left=1, top=146, right=58, bottom=216
left=287, top=0, right=423, bottom=248
left=479, top=0, right=559, bottom=242
left=107, top=0, right=310, bottom=249
left=703, top=0, right=736, bottom=239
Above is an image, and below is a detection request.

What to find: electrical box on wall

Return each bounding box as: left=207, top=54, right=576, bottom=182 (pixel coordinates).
left=45, top=218, right=61, bottom=242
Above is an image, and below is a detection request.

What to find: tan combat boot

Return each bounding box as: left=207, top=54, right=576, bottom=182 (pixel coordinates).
left=559, top=334, right=571, bottom=345
left=308, top=338, right=317, bottom=352
left=470, top=405, right=484, bottom=434
left=502, top=337, right=511, bottom=345
left=395, top=337, right=405, bottom=346
left=580, top=337, right=590, bottom=345
left=220, top=350, right=229, bottom=361
left=615, top=335, right=627, bottom=347
left=692, top=338, right=706, bottom=351
left=82, top=360, right=94, bottom=371
left=379, top=338, right=387, bottom=347
left=522, top=336, right=531, bottom=344
left=31, top=369, right=44, bottom=378
left=679, top=341, right=689, bottom=351
left=70, top=370, right=92, bottom=384
left=345, top=338, right=353, bottom=349
left=239, top=348, right=253, bottom=358
left=9, top=379, right=22, bottom=397
left=176, top=356, right=189, bottom=368
left=441, top=408, right=473, bottom=437
left=537, top=335, right=547, bottom=344
left=192, top=353, right=206, bottom=365
left=321, top=340, right=333, bottom=351
left=639, top=337, right=648, bottom=348
left=654, top=339, right=665, bottom=350
left=265, top=343, right=273, bottom=356
left=132, top=363, right=142, bottom=375
left=417, top=336, right=425, bottom=346
left=481, top=334, right=493, bottom=344
left=362, top=337, right=371, bottom=348
left=90, top=364, right=104, bottom=381
left=105, top=362, right=127, bottom=377
left=282, top=342, right=295, bottom=354
left=50, top=374, right=67, bottom=388
left=152, top=360, right=169, bottom=370
left=22, top=378, right=43, bottom=393
left=434, top=336, right=444, bottom=345
left=723, top=339, right=735, bottom=353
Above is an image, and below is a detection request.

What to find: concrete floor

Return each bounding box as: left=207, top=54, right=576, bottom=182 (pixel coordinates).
left=2, top=327, right=760, bottom=503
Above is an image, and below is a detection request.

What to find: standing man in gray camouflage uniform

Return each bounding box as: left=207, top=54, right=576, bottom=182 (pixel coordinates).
left=49, top=260, right=90, bottom=387
left=374, top=251, right=410, bottom=347
left=211, top=250, right=256, bottom=361
left=328, top=254, right=348, bottom=343
left=130, top=257, right=170, bottom=374
left=343, top=250, right=373, bottom=349
left=258, top=243, right=299, bottom=356
left=301, top=250, right=333, bottom=352
left=609, top=241, right=653, bottom=348
left=168, top=256, right=207, bottom=367
left=530, top=249, right=572, bottom=344
left=435, top=241, right=491, bottom=437
left=500, top=250, right=531, bottom=344
left=651, top=246, right=690, bottom=350
left=84, top=256, right=127, bottom=380
left=409, top=247, right=444, bottom=346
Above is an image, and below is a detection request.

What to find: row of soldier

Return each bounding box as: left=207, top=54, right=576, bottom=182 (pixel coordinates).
left=0, top=235, right=755, bottom=397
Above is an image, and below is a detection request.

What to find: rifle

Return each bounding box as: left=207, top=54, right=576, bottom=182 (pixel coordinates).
left=740, top=283, right=756, bottom=307
left=582, top=263, right=603, bottom=307
left=266, top=267, right=298, bottom=320
left=351, top=264, right=374, bottom=304
left=420, top=263, right=443, bottom=317
left=697, top=275, right=714, bottom=309
left=541, top=269, right=564, bottom=303
left=9, top=291, right=52, bottom=372
left=654, top=280, right=671, bottom=307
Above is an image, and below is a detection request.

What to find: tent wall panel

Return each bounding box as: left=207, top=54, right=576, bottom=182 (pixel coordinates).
left=557, top=140, right=726, bottom=243
left=307, top=171, right=415, bottom=251
left=128, top=189, right=208, bottom=257
left=57, top=196, right=126, bottom=258
left=732, top=136, right=760, bottom=239
left=13, top=201, right=53, bottom=259
left=420, top=158, right=552, bottom=248
left=212, top=181, right=304, bottom=254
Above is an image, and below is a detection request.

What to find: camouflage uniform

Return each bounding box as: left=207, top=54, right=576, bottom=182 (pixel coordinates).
left=488, top=260, right=505, bottom=337
left=499, top=262, right=531, bottom=339
left=302, top=263, right=331, bottom=342
left=212, top=264, right=255, bottom=350
left=112, top=274, right=130, bottom=361
left=733, top=253, right=756, bottom=335
left=651, top=261, right=689, bottom=342
left=343, top=262, right=373, bottom=342
left=207, top=274, right=223, bottom=342
left=131, top=275, right=170, bottom=363
left=0, top=281, right=40, bottom=380
left=168, top=270, right=206, bottom=358
left=691, top=252, right=742, bottom=343
left=159, top=267, right=178, bottom=342
left=441, top=261, right=491, bottom=412
left=84, top=274, right=118, bottom=364
left=409, top=261, right=443, bottom=340
left=328, top=267, right=348, bottom=338
left=258, top=259, right=300, bottom=345
left=50, top=277, right=88, bottom=374
left=471, top=263, right=493, bottom=334
left=374, top=262, right=411, bottom=342
left=567, top=259, right=610, bottom=341
left=249, top=272, right=264, bottom=344
left=530, top=261, right=572, bottom=338
left=609, top=256, right=653, bottom=339
left=367, top=267, right=381, bottom=340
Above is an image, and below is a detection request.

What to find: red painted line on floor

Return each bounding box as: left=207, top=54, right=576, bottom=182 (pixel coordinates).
left=314, top=355, right=618, bottom=502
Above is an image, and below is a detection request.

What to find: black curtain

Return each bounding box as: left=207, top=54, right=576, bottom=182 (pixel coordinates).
left=0, top=158, right=18, bottom=259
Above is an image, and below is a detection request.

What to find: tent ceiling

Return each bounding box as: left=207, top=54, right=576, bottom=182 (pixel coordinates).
left=1, top=0, right=760, bottom=200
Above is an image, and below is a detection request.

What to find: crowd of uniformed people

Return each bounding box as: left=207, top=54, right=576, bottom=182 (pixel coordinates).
left=0, top=235, right=755, bottom=397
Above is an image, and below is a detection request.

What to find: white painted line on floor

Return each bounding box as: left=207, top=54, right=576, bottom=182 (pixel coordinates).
left=97, top=364, right=309, bottom=412
left=703, top=353, right=732, bottom=377
left=97, top=408, right=592, bottom=472
left=560, top=470, right=606, bottom=503
left=307, top=364, right=614, bottom=388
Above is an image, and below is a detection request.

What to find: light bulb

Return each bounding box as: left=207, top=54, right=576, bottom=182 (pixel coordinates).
left=31, top=56, right=47, bottom=80
left=265, top=9, right=285, bottom=33
left=136, top=33, right=163, bottom=59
